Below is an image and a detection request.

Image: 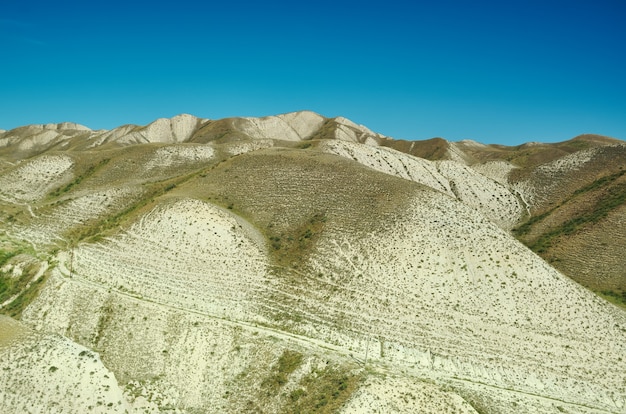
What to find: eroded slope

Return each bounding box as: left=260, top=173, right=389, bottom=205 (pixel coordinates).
left=1, top=115, right=625, bottom=413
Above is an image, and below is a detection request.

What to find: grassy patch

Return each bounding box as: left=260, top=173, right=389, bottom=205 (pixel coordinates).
left=268, top=212, right=327, bottom=268
left=284, top=365, right=361, bottom=414
left=0, top=242, right=36, bottom=300
left=261, top=350, right=303, bottom=395
left=572, top=169, right=626, bottom=196
left=513, top=171, right=626, bottom=253
left=48, top=158, right=110, bottom=198
left=528, top=181, right=626, bottom=253
left=563, top=140, right=592, bottom=150
left=0, top=249, right=18, bottom=269
left=62, top=175, right=191, bottom=245
left=0, top=245, right=48, bottom=318
left=596, top=290, right=626, bottom=310
left=94, top=300, right=114, bottom=345
left=512, top=210, right=550, bottom=237
left=249, top=350, right=360, bottom=414
left=1, top=272, right=48, bottom=318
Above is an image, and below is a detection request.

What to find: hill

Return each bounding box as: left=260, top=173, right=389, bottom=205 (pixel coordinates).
left=1, top=112, right=625, bottom=413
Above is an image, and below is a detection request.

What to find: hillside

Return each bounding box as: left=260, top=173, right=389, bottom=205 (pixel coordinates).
left=1, top=112, right=625, bottom=413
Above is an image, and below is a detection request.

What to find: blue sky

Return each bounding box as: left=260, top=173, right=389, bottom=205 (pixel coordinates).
left=1, top=0, right=625, bottom=145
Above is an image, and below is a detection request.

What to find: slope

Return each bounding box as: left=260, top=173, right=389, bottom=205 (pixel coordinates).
left=0, top=114, right=625, bottom=413
left=510, top=142, right=626, bottom=306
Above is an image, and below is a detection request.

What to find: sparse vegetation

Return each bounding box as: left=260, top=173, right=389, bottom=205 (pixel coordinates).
left=572, top=169, right=626, bottom=196
left=514, top=170, right=626, bottom=254
left=283, top=366, right=361, bottom=414
left=48, top=158, right=110, bottom=198
left=0, top=242, right=48, bottom=318
left=1, top=115, right=624, bottom=413
left=525, top=181, right=626, bottom=253
left=1, top=273, right=48, bottom=318
left=597, top=290, right=626, bottom=309
left=261, top=350, right=303, bottom=394
left=0, top=249, right=17, bottom=269
left=62, top=174, right=195, bottom=244
left=512, top=210, right=551, bottom=237
left=268, top=212, right=327, bottom=267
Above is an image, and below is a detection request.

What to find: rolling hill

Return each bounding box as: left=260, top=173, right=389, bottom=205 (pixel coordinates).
left=1, top=111, right=625, bottom=413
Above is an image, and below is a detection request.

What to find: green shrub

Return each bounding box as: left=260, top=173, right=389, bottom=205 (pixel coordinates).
left=261, top=350, right=303, bottom=393
left=284, top=366, right=361, bottom=414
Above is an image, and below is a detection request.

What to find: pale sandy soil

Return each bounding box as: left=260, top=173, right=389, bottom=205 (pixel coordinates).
left=143, top=145, right=214, bottom=171
left=0, top=316, right=129, bottom=413
left=0, top=154, right=74, bottom=203
left=320, top=140, right=525, bottom=229
left=340, top=375, right=479, bottom=413
left=1, top=114, right=625, bottom=413
left=237, top=111, right=326, bottom=141
left=13, top=193, right=624, bottom=413
left=9, top=186, right=142, bottom=248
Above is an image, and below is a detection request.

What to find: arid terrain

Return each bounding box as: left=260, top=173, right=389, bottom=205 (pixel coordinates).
left=1, top=111, right=625, bottom=413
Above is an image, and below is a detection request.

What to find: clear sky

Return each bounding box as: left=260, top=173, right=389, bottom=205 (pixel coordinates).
left=1, top=0, right=625, bottom=145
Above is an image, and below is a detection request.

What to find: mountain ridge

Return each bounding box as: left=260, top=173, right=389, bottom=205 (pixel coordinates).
left=2, top=110, right=623, bottom=159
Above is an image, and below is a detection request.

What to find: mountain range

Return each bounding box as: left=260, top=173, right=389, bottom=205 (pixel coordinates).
left=0, top=111, right=624, bottom=413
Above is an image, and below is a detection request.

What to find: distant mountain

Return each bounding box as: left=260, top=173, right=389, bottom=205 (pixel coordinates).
left=1, top=112, right=624, bottom=413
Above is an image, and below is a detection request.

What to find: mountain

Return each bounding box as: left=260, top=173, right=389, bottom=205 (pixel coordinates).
left=0, top=112, right=624, bottom=413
